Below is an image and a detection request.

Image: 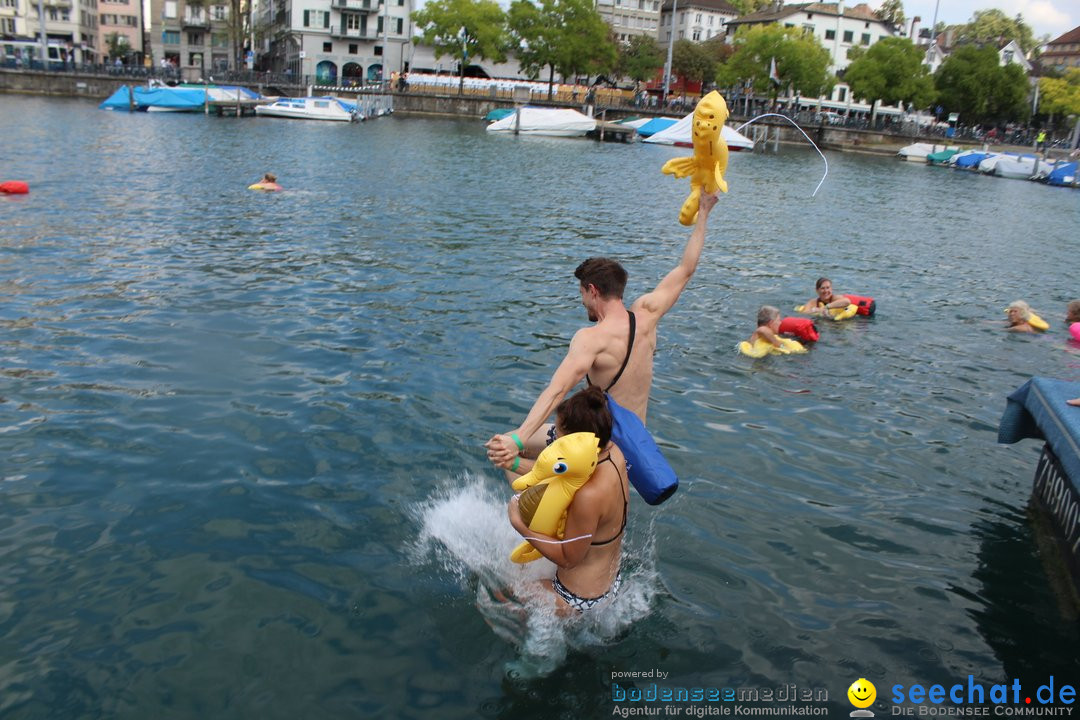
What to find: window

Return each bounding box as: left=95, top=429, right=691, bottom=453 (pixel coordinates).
left=695, top=12, right=701, bottom=22
left=163, top=30, right=179, bottom=44
left=860, top=32, right=870, bottom=45
left=374, top=45, right=382, bottom=55
left=837, top=87, right=846, bottom=101
left=692, top=30, right=700, bottom=40
left=395, top=17, right=402, bottom=34
left=213, top=6, right=226, bottom=20
left=638, top=0, right=644, bottom=8
left=1, top=18, right=14, bottom=33
left=346, top=14, right=360, bottom=29
left=164, top=0, right=176, bottom=18
left=825, top=28, right=835, bottom=39
left=212, top=33, right=227, bottom=48
left=803, top=23, right=813, bottom=32
left=707, top=15, right=713, bottom=25
left=842, top=29, right=852, bottom=42
left=187, top=33, right=202, bottom=45
left=1003, top=50, right=1013, bottom=64
left=376, top=15, right=382, bottom=33
left=348, top=43, right=357, bottom=53
left=304, top=10, right=328, bottom=28
left=322, top=41, right=331, bottom=51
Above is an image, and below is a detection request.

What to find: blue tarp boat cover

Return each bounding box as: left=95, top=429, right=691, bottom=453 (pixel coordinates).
left=484, top=108, right=515, bottom=122
left=1047, top=162, right=1077, bottom=186
left=636, top=117, right=677, bottom=138
left=999, top=377, right=1080, bottom=484
left=99, top=86, right=209, bottom=110
left=954, top=152, right=989, bottom=169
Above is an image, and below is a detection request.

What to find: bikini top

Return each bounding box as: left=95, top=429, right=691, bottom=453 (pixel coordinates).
left=591, top=455, right=629, bottom=546
left=586, top=311, right=636, bottom=392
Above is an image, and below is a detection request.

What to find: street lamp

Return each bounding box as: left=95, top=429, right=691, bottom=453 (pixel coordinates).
left=662, top=0, right=677, bottom=106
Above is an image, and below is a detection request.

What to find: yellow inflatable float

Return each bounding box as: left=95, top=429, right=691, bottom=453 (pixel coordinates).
left=794, top=303, right=858, bottom=321
left=661, top=91, right=730, bottom=226
left=738, top=337, right=807, bottom=358
left=510, top=432, right=600, bottom=564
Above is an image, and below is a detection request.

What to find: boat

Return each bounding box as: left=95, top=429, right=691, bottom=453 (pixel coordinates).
left=1045, top=161, right=1078, bottom=188
left=485, top=107, right=596, bottom=137
left=896, top=142, right=957, bottom=162
left=953, top=151, right=991, bottom=170
left=977, top=152, right=1023, bottom=174
left=99, top=83, right=263, bottom=112
left=255, top=96, right=359, bottom=122
left=641, top=112, right=755, bottom=151
left=484, top=108, right=515, bottom=122
left=994, top=156, right=1051, bottom=180
left=926, top=148, right=961, bottom=165
left=635, top=117, right=679, bottom=138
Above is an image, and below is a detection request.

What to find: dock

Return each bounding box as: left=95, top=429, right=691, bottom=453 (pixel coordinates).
left=587, top=120, right=637, bottom=143
left=202, top=98, right=272, bottom=117
left=999, top=376, right=1080, bottom=605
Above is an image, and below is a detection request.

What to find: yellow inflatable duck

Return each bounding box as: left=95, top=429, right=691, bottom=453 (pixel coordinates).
left=794, top=303, right=859, bottom=321
left=738, top=337, right=807, bottom=358
left=661, top=90, right=730, bottom=226
left=510, top=432, right=601, bottom=564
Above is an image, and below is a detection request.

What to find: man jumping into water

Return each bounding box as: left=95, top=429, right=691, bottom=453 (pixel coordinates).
left=486, top=191, right=720, bottom=468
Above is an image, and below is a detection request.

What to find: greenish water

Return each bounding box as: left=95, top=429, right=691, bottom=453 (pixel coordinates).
left=0, top=95, right=1078, bottom=719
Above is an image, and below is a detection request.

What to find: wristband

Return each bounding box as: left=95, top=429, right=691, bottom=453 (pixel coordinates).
left=511, top=433, right=524, bottom=452
left=511, top=457, right=520, bottom=472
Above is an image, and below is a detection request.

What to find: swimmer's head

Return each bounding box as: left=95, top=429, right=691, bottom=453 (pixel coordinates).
left=1006, top=300, right=1031, bottom=322
left=575, top=258, right=628, bottom=321
left=757, top=305, right=780, bottom=328
left=1067, top=300, right=1080, bottom=324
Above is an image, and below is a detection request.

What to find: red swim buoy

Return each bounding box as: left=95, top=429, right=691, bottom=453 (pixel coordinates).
left=0, top=181, right=29, bottom=194
left=779, top=317, right=820, bottom=342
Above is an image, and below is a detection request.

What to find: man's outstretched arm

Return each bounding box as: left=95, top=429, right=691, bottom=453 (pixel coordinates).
left=636, top=191, right=718, bottom=317
left=485, top=329, right=599, bottom=466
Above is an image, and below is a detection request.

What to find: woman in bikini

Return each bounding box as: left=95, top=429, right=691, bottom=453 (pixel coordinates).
left=505, top=384, right=629, bottom=613
left=803, top=277, right=852, bottom=315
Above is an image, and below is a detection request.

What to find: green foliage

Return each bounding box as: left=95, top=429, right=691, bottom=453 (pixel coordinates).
left=505, top=0, right=616, bottom=91
left=718, top=24, right=833, bottom=98
left=1038, top=68, right=1080, bottom=117
left=672, top=39, right=715, bottom=92
left=875, top=0, right=905, bottom=30
left=104, top=32, right=129, bottom=60
left=412, top=0, right=509, bottom=91
left=844, top=36, right=933, bottom=109
left=617, top=34, right=665, bottom=83
left=952, top=9, right=1036, bottom=55
left=725, top=0, right=774, bottom=15
left=934, top=44, right=1030, bottom=124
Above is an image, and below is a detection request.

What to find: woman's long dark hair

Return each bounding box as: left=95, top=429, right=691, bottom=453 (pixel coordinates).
left=555, top=385, right=612, bottom=447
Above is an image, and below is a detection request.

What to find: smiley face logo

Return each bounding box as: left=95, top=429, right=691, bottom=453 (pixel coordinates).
left=848, top=678, right=876, bottom=708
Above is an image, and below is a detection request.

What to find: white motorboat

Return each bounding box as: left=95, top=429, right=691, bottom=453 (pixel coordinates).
left=994, top=156, right=1052, bottom=180
left=897, top=142, right=957, bottom=163
left=255, top=96, right=359, bottom=122
left=485, top=107, right=596, bottom=137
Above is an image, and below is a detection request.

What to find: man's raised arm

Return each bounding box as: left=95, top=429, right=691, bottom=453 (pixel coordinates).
left=636, top=191, right=718, bottom=317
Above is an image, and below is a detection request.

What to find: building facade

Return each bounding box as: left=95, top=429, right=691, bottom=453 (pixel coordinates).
left=725, top=2, right=898, bottom=111
left=1, top=0, right=100, bottom=65
left=97, top=0, right=142, bottom=63
left=596, top=0, right=661, bottom=43
left=147, top=0, right=240, bottom=73
left=660, top=0, right=738, bottom=45
left=255, top=0, right=412, bottom=83
left=1042, top=25, right=1080, bottom=72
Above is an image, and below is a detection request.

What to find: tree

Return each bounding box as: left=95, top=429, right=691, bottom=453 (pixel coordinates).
left=875, top=0, right=905, bottom=31
left=506, top=0, right=615, bottom=96
left=718, top=24, right=833, bottom=99
left=953, top=9, right=1036, bottom=55
left=844, top=37, right=934, bottom=112
left=671, top=39, right=715, bottom=96
left=726, top=0, right=774, bottom=15
left=617, top=34, right=664, bottom=83
left=412, top=0, right=509, bottom=94
left=1039, top=69, right=1080, bottom=119
left=104, top=32, right=129, bottom=62
left=934, top=44, right=1029, bottom=124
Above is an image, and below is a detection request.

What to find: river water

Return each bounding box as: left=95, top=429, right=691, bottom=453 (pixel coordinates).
left=1, top=95, right=1078, bottom=719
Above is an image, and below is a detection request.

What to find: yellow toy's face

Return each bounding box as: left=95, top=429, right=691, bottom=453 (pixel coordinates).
left=693, top=91, right=729, bottom=138
left=847, top=678, right=876, bottom=709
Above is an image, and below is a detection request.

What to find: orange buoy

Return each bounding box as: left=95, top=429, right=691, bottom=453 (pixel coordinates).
left=0, top=181, right=29, bottom=194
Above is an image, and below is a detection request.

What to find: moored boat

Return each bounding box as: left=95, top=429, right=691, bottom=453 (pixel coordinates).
left=484, top=107, right=596, bottom=136
left=642, top=112, right=755, bottom=151
left=254, top=96, right=359, bottom=122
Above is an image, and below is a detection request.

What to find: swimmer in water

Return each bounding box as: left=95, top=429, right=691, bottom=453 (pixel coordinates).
left=746, top=305, right=785, bottom=350
left=1005, top=300, right=1037, bottom=333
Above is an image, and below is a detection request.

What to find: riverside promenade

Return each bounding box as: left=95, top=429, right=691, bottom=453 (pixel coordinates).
left=0, top=66, right=1050, bottom=158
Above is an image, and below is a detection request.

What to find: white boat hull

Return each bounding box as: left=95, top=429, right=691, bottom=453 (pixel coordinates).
left=255, top=97, right=357, bottom=122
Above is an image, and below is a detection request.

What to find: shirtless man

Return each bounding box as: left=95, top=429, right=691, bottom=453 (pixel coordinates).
left=486, top=191, right=719, bottom=467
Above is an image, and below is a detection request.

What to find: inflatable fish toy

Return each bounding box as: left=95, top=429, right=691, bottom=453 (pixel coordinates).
left=661, top=90, right=730, bottom=225
left=510, top=432, right=600, bottom=564
left=738, top=337, right=807, bottom=358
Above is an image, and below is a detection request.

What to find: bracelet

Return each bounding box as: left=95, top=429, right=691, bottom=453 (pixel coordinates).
left=511, top=433, right=524, bottom=452
left=511, top=457, right=520, bottom=472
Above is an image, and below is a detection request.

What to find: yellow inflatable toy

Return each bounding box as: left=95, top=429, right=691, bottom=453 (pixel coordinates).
left=1003, top=309, right=1049, bottom=332
left=738, top=337, right=807, bottom=358
left=661, top=91, right=730, bottom=226
left=248, top=183, right=282, bottom=192
left=510, top=432, right=601, bottom=564
left=795, top=303, right=858, bottom=321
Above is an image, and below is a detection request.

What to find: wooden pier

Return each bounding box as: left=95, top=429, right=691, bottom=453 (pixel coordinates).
left=203, top=97, right=273, bottom=117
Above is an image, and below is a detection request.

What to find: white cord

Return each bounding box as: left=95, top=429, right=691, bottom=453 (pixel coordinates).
left=734, top=113, right=829, bottom=197
left=525, top=534, right=594, bottom=545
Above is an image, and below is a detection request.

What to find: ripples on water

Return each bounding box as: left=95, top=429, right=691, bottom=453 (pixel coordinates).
left=1, top=96, right=1078, bottom=719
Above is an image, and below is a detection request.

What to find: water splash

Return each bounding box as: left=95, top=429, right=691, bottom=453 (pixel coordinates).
left=410, top=474, right=660, bottom=677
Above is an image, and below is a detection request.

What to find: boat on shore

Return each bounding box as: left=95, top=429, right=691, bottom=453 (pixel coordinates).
left=642, top=112, right=755, bottom=151
left=255, top=96, right=360, bottom=122
left=99, top=83, right=263, bottom=112
left=897, top=142, right=958, bottom=162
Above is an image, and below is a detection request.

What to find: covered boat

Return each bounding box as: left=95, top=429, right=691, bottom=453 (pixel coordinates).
left=1046, top=161, right=1077, bottom=187
left=897, top=143, right=956, bottom=162
left=642, top=112, right=755, bottom=151
left=953, top=151, right=991, bottom=170
left=994, top=156, right=1045, bottom=180
left=99, top=84, right=263, bottom=112
left=635, top=117, right=679, bottom=138
left=485, top=107, right=596, bottom=136
left=926, top=148, right=961, bottom=165
left=255, top=96, right=359, bottom=122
